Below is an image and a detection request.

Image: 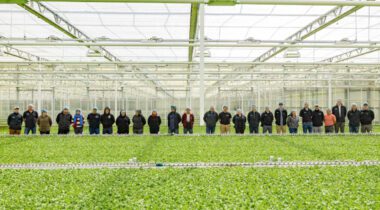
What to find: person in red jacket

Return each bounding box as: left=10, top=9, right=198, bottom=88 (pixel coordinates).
left=182, top=108, right=195, bottom=134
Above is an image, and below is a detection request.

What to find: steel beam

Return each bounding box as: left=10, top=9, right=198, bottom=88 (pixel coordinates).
left=2, top=44, right=47, bottom=61
left=321, top=48, right=380, bottom=63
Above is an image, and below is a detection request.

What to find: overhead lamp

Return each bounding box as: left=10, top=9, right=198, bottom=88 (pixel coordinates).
left=283, top=49, right=300, bottom=58
left=195, top=49, right=211, bottom=57
left=142, top=36, right=164, bottom=43
left=87, top=48, right=102, bottom=58
left=47, top=35, right=61, bottom=41
left=95, top=36, right=110, bottom=41
left=336, top=38, right=354, bottom=45
left=238, top=37, right=261, bottom=44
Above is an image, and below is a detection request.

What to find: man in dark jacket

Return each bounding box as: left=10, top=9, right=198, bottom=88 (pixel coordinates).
left=132, top=110, right=146, bottom=134
left=219, top=106, right=232, bottom=134
left=311, top=105, right=324, bottom=133
left=100, top=107, right=115, bottom=135
left=56, top=107, right=73, bottom=135
left=347, top=103, right=360, bottom=133
left=247, top=105, right=260, bottom=134
left=360, top=102, right=375, bottom=133
left=261, top=107, right=274, bottom=134
left=233, top=109, right=246, bottom=134
left=332, top=99, right=347, bottom=133
left=116, top=110, right=130, bottom=135
left=182, top=108, right=195, bottom=134
left=87, top=107, right=101, bottom=135
left=203, top=106, right=219, bottom=134
left=148, top=110, right=161, bottom=134
left=167, top=106, right=181, bottom=134
left=299, top=102, right=313, bottom=134
left=23, top=104, right=38, bottom=135
left=8, top=106, right=23, bottom=135
left=274, top=102, right=288, bottom=134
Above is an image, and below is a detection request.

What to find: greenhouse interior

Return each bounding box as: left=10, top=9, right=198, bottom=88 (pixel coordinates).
left=0, top=0, right=379, bottom=125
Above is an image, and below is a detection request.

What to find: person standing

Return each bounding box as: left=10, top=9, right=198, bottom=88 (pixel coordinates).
left=311, top=105, right=324, bottom=134
left=299, top=102, right=313, bottom=134
left=132, top=110, right=146, bottom=134
left=167, top=106, right=181, bottom=134
left=332, top=99, right=347, bottom=133
left=37, top=109, right=52, bottom=135
left=56, top=107, right=72, bottom=135
left=116, top=110, right=131, bottom=135
left=275, top=102, right=288, bottom=134
left=203, top=106, right=219, bottom=134
left=286, top=111, right=299, bottom=134
left=360, top=102, right=375, bottom=133
left=23, top=104, right=38, bottom=135
left=324, top=109, right=336, bottom=134
left=87, top=107, right=101, bottom=135
left=247, top=105, right=261, bottom=134
left=347, top=103, right=360, bottom=133
left=7, top=106, right=23, bottom=135
left=72, top=109, right=85, bottom=135
left=148, top=110, right=161, bottom=134
left=182, top=108, right=195, bottom=134
left=219, top=106, right=232, bottom=134
left=261, top=107, right=274, bottom=134
left=232, top=109, right=246, bottom=134
left=100, top=107, right=115, bottom=135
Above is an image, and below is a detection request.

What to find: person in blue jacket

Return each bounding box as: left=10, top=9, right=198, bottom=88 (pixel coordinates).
left=167, top=106, right=181, bottom=134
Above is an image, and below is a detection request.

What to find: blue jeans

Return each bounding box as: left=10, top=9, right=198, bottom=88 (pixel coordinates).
left=302, top=122, right=313, bottom=134
left=206, top=126, right=216, bottom=134
left=169, top=128, right=179, bottom=134
left=103, top=127, right=113, bottom=135
left=89, top=127, right=100, bottom=135
left=349, top=125, right=359, bottom=133
left=249, top=125, right=259, bottom=134
left=24, top=127, right=36, bottom=135
left=184, top=127, right=193, bottom=134
left=289, top=128, right=298, bottom=134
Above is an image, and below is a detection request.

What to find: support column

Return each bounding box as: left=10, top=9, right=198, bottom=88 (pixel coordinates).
left=199, top=3, right=205, bottom=126
left=114, top=83, right=118, bottom=115
left=52, top=87, right=55, bottom=119
left=328, top=79, right=332, bottom=108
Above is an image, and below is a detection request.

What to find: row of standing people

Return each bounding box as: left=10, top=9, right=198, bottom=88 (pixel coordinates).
left=7, top=100, right=375, bottom=135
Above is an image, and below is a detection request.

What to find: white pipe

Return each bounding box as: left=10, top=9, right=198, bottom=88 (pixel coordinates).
left=199, top=4, right=205, bottom=126
left=238, top=0, right=380, bottom=6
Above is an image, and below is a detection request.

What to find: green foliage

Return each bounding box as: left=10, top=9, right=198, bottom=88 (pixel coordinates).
left=0, top=166, right=379, bottom=209
left=0, top=135, right=379, bottom=163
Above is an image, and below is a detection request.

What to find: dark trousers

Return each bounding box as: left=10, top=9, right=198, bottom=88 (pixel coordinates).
left=24, top=127, right=36, bottom=135
left=74, top=127, right=83, bottom=135
left=349, top=125, right=359, bottom=133
left=334, top=122, right=345, bottom=133
left=184, top=127, right=193, bottom=134
left=169, top=128, right=179, bottom=134
left=103, top=127, right=113, bottom=135
left=58, top=128, right=70, bottom=135
left=117, top=129, right=129, bottom=135
left=289, top=128, right=298, bottom=134
left=249, top=125, right=259, bottom=134
left=302, top=122, right=313, bottom=134
left=325, top=126, right=334, bottom=133
left=206, top=126, right=216, bottom=134
left=89, top=127, right=100, bottom=135
left=40, top=131, right=50, bottom=135
left=235, top=127, right=245, bottom=134
left=133, top=128, right=143, bottom=134
left=150, top=128, right=159, bottom=134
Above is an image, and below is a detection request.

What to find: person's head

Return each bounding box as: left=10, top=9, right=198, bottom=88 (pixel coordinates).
left=185, top=108, right=191, bottom=114
left=314, top=105, right=320, bottom=111
left=120, top=110, right=126, bottom=117
left=251, top=105, right=257, bottom=112
left=76, top=109, right=81, bottom=115
left=223, top=106, right=228, bottom=112
left=265, top=106, right=270, bottom=112
left=13, top=106, right=19, bottom=114
left=41, top=109, right=47, bottom=116
left=136, top=109, right=142, bottom=116
left=351, top=103, right=357, bottom=111
left=304, top=102, right=309, bottom=109
left=171, top=106, right=176, bottom=113
left=92, top=107, right=98, bottom=114
left=27, top=104, right=34, bottom=112
left=336, top=99, right=343, bottom=106
left=278, top=102, right=284, bottom=109
left=104, top=107, right=110, bottom=114
left=209, top=106, right=215, bottom=112
left=326, top=108, right=332, bottom=115
left=63, top=107, right=69, bottom=114
left=362, top=102, right=369, bottom=110
left=291, top=111, right=297, bottom=117
left=236, top=109, right=242, bottom=115
left=152, top=110, right=157, bottom=116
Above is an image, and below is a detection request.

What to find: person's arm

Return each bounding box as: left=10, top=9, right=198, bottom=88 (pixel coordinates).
left=333, top=115, right=336, bottom=124
left=203, top=113, right=207, bottom=123
left=7, top=115, right=11, bottom=126
left=247, top=112, right=251, bottom=123
left=127, top=117, right=131, bottom=125
left=111, top=115, right=115, bottom=125
left=370, top=111, right=375, bottom=121
left=167, top=114, right=170, bottom=127
left=158, top=116, right=161, bottom=125
left=142, top=116, right=146, bottom=125
left=56, top=114, right=60, bottom=124
left=177, top=113, right=182, bottom=124
left=49, top=117, right=53, bottom=126
left=181, top=114, right=185, bottom=125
